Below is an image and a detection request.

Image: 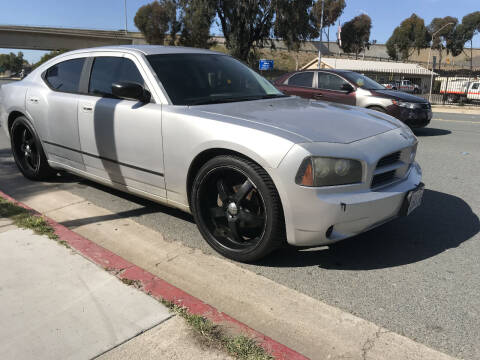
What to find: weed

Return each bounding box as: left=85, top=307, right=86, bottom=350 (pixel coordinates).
left=160, top=300, right=274, bottom=360
left=0, top=197, right=58, bottom=240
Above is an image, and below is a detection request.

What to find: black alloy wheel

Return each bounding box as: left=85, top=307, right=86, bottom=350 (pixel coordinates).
left=10, top=117, right=54, bottom=180
left=192, top=156, right=285, bottom=262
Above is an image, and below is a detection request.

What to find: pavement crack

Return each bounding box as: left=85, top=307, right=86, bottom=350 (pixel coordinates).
left=361, top=328, right=390, bottom=360
left=44, top=200, right=88, bottom=215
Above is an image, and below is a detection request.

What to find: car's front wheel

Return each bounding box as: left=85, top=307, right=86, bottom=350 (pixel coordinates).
left=10, top=117, right=55, bottom=180
left=191, top=155, right=285, bottom=262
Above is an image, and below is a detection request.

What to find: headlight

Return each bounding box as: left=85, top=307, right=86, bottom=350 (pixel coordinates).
left=295, top=157, right=363, bottom=187
left=392, top=100, right=420, bottom=109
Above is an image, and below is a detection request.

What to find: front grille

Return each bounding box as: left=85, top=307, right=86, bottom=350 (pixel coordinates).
left=376, top=151, right=401, bottom=168
left=371, top=170, right=396, bottom=188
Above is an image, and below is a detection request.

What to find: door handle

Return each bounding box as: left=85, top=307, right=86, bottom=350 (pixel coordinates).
left=28, top=97, right=39, bottom=103
left=82, top=105, right=93, bottom=112
left=313, top=94, right=323, bottom=99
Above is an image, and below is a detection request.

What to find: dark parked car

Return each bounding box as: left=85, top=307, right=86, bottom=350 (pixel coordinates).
left=274, top=69, right=431, bottom=128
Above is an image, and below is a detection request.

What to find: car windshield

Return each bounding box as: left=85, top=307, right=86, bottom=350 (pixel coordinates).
left=341, top=72, right=385, bottom=90
left=146, top=53, right=286, bottom=105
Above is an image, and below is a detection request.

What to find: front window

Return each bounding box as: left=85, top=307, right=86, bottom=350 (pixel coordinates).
left=341, top=72, right=385, bottom=90
left=147, top=54, right=285, bottom=105
left=89, top=57, right=144, bottom=97
left=317, top=72, right=350, bottom=91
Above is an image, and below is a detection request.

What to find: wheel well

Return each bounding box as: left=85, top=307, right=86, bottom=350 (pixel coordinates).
left=7, top=111, right=25, bottom=132
left=186, top=148, right=260, bottom=206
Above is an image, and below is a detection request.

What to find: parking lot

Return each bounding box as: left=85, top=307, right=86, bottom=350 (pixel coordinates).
left=0, top=81, right=478, bottom=358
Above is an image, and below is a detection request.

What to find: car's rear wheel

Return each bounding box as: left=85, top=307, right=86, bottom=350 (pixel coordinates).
left=191, top=155, right=285, bottom=262
left=10, top=117, right=55, bottom=180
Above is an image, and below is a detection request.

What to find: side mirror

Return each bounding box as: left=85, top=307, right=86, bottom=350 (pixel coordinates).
left=342, top=83, right=355, bottom=93
left=111, top=82, right=150, bottom=102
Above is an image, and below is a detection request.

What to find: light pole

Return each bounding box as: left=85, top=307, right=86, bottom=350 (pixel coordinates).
left=124, top=0, right=128, bottom=34
left=428, top=22, right=454, bottom=102
left=317, top=0, right=324, bottom=69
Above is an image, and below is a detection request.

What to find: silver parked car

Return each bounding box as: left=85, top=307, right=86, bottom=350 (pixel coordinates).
left=0, top=45, right=424, bottom=262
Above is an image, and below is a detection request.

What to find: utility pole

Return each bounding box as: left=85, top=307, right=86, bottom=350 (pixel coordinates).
left=428, top=22, right=454, bottom=102
left=317, top=0, right=324, bottom=69
left=124, top=0, right=128, bottom=34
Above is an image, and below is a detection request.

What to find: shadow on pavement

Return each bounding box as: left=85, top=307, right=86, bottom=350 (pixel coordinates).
left=59, top=206, right=160, bottom=228
left=413, top=128, right=451, bottom=137
left=70, top=178, right=195, bottom=224
left=257, top=189, right=479, bottom=270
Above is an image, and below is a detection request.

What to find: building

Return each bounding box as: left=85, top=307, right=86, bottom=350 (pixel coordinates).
left=301, top=57, right=437, bottom=93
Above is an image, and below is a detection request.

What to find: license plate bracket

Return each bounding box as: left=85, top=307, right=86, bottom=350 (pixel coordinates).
left=400, top=182, right=424, bottom=217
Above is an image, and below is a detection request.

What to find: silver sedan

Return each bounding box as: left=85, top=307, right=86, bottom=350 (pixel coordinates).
left=0, top=45, right=423, bottom=262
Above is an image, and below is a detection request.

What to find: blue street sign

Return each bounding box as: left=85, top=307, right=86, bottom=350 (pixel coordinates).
left=259, top=59, right=274, bottom=71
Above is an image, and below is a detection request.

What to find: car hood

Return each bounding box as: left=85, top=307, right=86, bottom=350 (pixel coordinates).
left=372, top=89, right=427, bottom=102
left=193, top=97, right=400, bottom=144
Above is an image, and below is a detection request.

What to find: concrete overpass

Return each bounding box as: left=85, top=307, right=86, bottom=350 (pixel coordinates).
left=0, top=25, right=147, bottom=51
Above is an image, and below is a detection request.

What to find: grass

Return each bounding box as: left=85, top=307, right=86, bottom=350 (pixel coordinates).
left=161, top=300, right=274, bottom=360
left=0, top=197, right=60, bottom=241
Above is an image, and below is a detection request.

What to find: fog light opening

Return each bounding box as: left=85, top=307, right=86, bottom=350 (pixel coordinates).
left=326, top=226, right=334, bottom=238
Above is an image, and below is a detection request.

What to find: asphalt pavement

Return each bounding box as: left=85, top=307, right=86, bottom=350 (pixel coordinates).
left=0, top=88, right=479, bottom=358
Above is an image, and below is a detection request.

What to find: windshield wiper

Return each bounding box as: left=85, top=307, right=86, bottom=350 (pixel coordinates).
left=189, top=94, right=288, bottom=106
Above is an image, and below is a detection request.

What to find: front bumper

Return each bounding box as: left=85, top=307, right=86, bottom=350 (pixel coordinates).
left=292, top=163, right=421, bottom=246
left=388, top=106, right=432, bottom=128
left=271, top=127, right=422, bottom=247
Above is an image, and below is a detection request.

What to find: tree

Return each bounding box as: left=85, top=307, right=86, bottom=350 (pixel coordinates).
left=312, top=0, right=346, bottom=51
left=214, top=0, right=276, bottom=64
left=0, top=52, right=25, bottom=73
left=428, top=16, right=458, bottom=69
left=340, top=14, right=371, bottom=59
left=134, top=0, right=179, bottom=45
left=178, top=0, right=216, bottom=48
left=461, top=11, right=480, bottom=70
left=32, top=50, right=67, bottom=69
left=386, top=14, right=430, bottom=61
left=274, top=0, right=317, bottom=69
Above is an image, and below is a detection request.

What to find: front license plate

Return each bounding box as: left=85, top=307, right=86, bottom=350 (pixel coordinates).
left=401, top=183, right=424, bottom=216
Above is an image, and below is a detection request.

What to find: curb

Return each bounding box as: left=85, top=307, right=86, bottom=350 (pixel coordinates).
left=0, top=189, right=308, bottom=360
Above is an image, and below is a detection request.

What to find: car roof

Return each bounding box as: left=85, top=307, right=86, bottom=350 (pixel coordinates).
left=59, top=45, right=225, bottom=57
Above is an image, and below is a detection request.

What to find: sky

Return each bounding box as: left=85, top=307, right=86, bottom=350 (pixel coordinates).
left=0, top=0, right=479, bottom=64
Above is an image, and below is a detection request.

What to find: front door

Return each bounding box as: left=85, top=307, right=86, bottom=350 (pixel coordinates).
left=316, top=72, right=356, bottom=106
left=77, top=54, right=166, bottom=198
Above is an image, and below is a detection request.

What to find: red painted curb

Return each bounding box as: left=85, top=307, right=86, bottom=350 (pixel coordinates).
left=0, top=189, right=309, bottom=360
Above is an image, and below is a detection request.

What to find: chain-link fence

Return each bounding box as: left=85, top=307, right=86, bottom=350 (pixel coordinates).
left=358, top=68, right=479, bottom=106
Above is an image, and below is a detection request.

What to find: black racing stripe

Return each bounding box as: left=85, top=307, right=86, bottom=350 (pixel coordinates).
left=43, top=140, right=164, bottom=177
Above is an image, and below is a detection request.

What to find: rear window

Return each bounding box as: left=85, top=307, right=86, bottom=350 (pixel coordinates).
left=288, top=72, right=314, bottom=87
left=44, top=58, right=85, bottom=93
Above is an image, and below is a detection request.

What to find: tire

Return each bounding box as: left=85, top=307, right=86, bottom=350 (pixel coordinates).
left=368, top=106, right=386, bottom=113
left=10, top=116, right=55, bottom=180
left=191, top=155, right=285, bottom=262
left=447, top=94, right=459, bottom=103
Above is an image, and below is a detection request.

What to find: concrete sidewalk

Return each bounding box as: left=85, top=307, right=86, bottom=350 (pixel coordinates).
left=432, top=105, right=480, bottom=114
left=0, top=218, right=232, bottom=360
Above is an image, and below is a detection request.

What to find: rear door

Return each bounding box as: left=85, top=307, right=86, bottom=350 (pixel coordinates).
left=26, top=57, right=87, bottom=170
left=316, top=72, right=356, bottom=105
left=77, top=54, right=166, bottom=198
left=279, top=72, right=316, bottom=98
